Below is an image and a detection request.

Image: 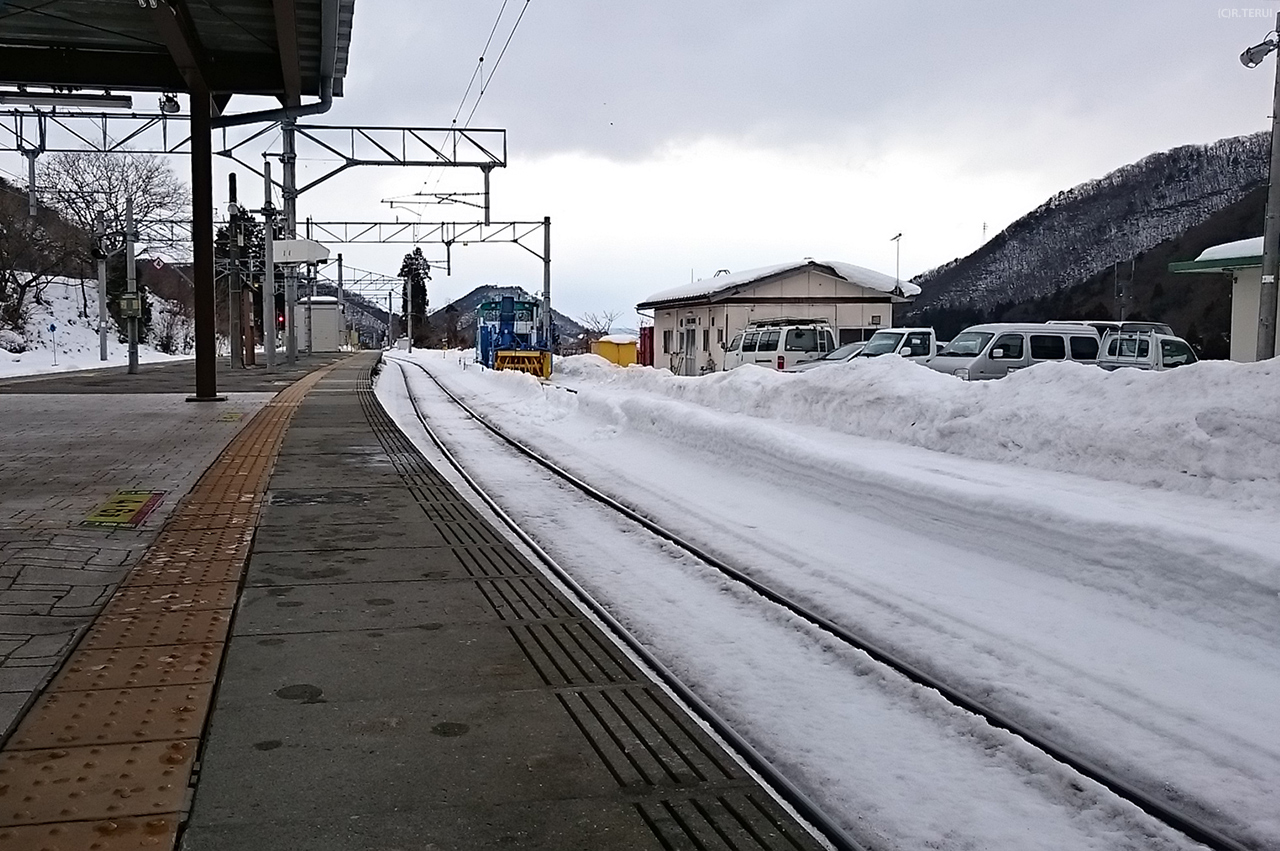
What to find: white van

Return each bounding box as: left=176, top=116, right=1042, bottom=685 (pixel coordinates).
left=925, top=323, right=1101, bottom=380
left=852, top=327, right=938, bottom=363
left=1096, top=329, right=1198, bottom=371
left=724, top=319, right=836, bottom=371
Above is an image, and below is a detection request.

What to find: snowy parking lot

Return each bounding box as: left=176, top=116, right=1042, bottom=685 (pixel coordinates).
left=380, top=351, right=1280, bottom=850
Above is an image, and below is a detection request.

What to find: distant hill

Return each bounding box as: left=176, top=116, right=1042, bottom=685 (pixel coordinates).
left=904, top=133, right=1269, bottom=357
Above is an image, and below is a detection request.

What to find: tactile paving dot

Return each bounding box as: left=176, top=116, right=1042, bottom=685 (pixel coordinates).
left=81, top=611, right=232, bottom=651
left=51, top=644, right=221, bottom=691
left=0, top=814, right=178, bottom=849
left=102, top=583, right=239, bottom=616
left=119, top=560, right=245, bottom=589
left=7, top=684, right=215, bottom=750
left=0, top=740, right=195, bottom=825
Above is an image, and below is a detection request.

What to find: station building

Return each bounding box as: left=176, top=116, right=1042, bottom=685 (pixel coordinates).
left=637, top=259, right=920, bottom=375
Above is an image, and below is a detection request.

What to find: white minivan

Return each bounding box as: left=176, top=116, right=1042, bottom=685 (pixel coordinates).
left=926, top=323, right=1101, bottom=380
left=724, top=320, right=836, bottom=371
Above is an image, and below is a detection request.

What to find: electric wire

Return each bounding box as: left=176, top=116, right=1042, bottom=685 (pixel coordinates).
left=462, top=0, right=532, bottom=129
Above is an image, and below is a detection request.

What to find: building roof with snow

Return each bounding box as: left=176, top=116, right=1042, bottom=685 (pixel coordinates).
left=1169, top=237, right=1263, bottom=273
left=637, top=259, right=919, bottom=309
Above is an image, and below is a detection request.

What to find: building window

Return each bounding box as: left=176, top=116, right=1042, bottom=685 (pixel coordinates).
left=662, top=329, right=672, bottom=354
left=710, top=315, right=715, bottom=326
left=870, top=314, right=883, bottom=326
left=717, top=328, right=724, bottom=344
left=702, top=329, right=710, bottom=351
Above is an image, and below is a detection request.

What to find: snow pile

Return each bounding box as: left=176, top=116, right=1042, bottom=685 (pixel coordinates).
left=0, top=278, right=193, bottom=378
left=553, top=355, right=1280, bottom=506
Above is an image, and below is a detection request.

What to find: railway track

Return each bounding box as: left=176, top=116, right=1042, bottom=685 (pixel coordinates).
left=387, top=353, right=1254, bottom=851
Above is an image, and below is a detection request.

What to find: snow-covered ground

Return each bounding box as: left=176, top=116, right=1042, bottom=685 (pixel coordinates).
left=0, top=278, right=194, bottom=378
left=377, top=350, right=1279, bottom=851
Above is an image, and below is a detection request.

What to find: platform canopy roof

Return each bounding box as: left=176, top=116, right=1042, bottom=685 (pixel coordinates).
left=0, top=0, right=355, bottom=104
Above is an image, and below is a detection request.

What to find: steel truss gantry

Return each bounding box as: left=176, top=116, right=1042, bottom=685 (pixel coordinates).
left=0, top=109, right=508, bottom=214
left=303, top=218, right=554, bottom=343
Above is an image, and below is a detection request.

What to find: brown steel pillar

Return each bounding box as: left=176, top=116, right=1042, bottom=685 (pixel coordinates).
left=188, top=88, right=224, bottom=401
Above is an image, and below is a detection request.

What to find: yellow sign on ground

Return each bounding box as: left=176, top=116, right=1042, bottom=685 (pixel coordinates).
left=217, top=411, right=244, bottom=422
left=83, top=490, right=166, bottom=528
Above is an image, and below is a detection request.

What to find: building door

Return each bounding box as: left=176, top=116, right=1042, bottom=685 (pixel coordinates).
left=682, top=328, right=698, bottom=375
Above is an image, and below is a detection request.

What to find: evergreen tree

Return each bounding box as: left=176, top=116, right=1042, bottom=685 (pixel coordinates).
left=399, top=247, right=430, bottom=345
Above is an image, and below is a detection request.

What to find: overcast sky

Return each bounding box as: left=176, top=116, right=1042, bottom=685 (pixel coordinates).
left=11, top=1, right=1280, bottom=325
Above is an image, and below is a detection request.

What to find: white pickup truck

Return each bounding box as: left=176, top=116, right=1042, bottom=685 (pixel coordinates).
left=853, top=327, right=939, bottom=363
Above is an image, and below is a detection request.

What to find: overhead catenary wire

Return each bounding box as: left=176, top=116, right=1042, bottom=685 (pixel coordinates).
left=462, top=0, right=532, bottom=129
left=422, top=0, right=531, bottom=202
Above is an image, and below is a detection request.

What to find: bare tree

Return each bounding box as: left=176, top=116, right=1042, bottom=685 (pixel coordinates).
left=580, top=309, right=622, bottom=339
left=37, top=150, right=190, bottom=256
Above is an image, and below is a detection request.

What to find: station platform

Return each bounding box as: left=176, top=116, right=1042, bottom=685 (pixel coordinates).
left=0, top=353, right=825, bottom=851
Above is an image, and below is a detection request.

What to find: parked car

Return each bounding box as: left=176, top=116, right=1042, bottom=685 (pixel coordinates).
left=852, top=327, right=938, bottom=363
left=783, top=340, right=865, bottom=372
left=925, top=322, right=1101, bottom=380
left=1096, top=329, right=1198, bottom=371
left=724, top=319, right=837, bottom=370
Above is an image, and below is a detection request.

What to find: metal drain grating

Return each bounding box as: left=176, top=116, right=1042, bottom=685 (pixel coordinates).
left=636, top=791, right=822, bottom=851
left=452, top=545, right=534, bottom=579
left=413, top=499, right=478, bottom=523
left=435, top=520, right=505, bottom=548
left=557, top=686, right=740, bottom=790
left=509, top=621, right=638, bottom=687
left=476, top=576, right=577, bottom=622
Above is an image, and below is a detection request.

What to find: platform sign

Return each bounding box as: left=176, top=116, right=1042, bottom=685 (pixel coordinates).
left=83, top=490, right=165, bottom=528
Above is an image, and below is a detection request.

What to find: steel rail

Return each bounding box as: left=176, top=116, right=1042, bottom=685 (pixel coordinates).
left=392, top=355, right=1255, bottom=851
left=388, top=357, right=865, bottom=851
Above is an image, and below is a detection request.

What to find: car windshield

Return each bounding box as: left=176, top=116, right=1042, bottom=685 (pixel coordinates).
left=938, top=331, right=993, bottom=357
left=859, top=331, right=904, bottom=356
left=823, top=342, right=864, bottom=360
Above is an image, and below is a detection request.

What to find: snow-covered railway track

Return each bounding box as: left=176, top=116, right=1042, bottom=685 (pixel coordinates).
left=387, top=354, right=1251, bottom=851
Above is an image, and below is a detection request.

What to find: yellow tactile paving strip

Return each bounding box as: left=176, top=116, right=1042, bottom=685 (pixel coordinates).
left=0, top=362, right=341, bottom=851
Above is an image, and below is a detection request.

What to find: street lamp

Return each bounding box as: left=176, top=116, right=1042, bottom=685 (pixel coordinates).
left=1241, top=16, right=1280, bottom=360
left=890, top=233, right=903, bottom=289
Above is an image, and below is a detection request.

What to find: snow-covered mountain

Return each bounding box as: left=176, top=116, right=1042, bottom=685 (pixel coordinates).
left=908, top=133, right=1268, bottom=316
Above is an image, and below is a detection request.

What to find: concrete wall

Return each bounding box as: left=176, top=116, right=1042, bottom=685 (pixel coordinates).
left=649, top=269, right=899, bottom=374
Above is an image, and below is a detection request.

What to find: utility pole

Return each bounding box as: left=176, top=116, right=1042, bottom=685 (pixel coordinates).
left=228, top=174, right=243, bottom=369
left=282, top=118, right=298, bottom=365
left=305, top=217, right=314, bottom=356
left=1260, top=16, right=1280, bottom=359
left=891, top=233, right=903, bottom=289
left=337, top=253, right=345, bottom=348
left=262, top=159, right=277, bottom=372
left=96, top=212, right=108, bottom=361
left=1242, top=14, right=1280, bottom=359
left=387, top=291, right=393, bottom=348
left=125, top=197, right=139, bottom=375
left=542, top=216, right=552, bottom=349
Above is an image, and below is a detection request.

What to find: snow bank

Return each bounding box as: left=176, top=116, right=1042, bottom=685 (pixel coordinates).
left=0, top=278, right=193, bottom=378
left=553, top=355, right=1280, bottom=507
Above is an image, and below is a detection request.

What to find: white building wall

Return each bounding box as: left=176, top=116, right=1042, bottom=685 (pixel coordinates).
left=649, top=270, right=899, bottom=374
left=294, top=302, right=344, bottom=352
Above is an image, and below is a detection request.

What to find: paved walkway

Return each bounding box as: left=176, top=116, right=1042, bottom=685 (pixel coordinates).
left=0, top=356, right=344, bottom=739
left=0, top=353, right=828, bottom=851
